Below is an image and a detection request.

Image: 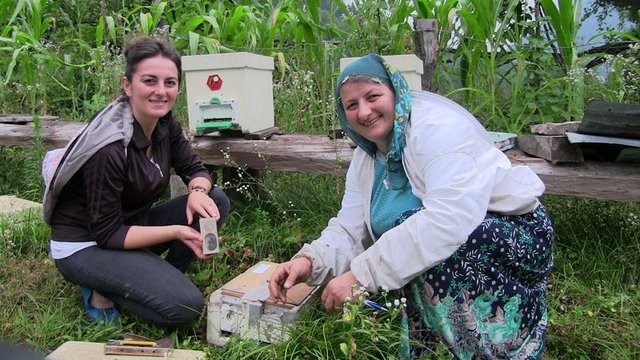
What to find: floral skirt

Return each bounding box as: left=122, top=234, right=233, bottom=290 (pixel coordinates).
left=398, top=205, right=555, bottom=360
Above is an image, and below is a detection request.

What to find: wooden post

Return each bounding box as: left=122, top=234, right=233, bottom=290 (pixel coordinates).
left=413, top=18, right=439, bottom=92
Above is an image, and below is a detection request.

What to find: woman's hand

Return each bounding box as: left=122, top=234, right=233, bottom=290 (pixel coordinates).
left=186, top=191, right=220, bottom=225
left=268, top=257, right=312, bottom=303
left=321, top=271, right=360, bottom=311
left=173, top=225, right=211, bottom=260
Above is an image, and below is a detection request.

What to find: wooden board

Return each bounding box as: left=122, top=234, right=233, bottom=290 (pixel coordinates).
left=46, top=341, right=203, bottom=360
left=191, top=133, right=354, bottom=176
left=1, top=120, right=640, bottom=202
left=508, top=149, right=640, bottom=201
left=0, top=114, right=58, bottom=124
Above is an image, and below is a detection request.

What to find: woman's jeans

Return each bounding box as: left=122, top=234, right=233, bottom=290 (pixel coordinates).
left=54, top=187, right=230, bottom=328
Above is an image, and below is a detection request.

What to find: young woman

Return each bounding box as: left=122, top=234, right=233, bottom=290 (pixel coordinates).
left=269, top=54, right=555, bottom=359
left=44, top=36, right=230, bottom=327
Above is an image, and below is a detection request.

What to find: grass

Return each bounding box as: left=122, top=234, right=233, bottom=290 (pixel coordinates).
left=543, top=196, right=640, bottom=360
left=0, top=162, right=639, bottom=359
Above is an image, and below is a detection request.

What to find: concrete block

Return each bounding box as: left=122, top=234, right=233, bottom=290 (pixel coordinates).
left=0, top=195, right=41, bottom=217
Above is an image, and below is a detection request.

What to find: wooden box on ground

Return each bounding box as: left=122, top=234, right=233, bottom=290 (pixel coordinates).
left=207, top=261, right=318, bottom=346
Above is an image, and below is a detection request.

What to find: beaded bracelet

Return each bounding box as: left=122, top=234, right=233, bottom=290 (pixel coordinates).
left=188, top=185, right=209, bottom=194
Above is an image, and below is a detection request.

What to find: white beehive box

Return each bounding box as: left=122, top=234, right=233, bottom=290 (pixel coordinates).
left=207, top=261, right=318, bottom=346
left=182, top=52, right=275, bottom=135
left=340, top=54, right=424, bottom=91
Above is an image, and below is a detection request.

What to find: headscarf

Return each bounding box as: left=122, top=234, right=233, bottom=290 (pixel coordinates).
left=335, top=53, right=413, bottom=189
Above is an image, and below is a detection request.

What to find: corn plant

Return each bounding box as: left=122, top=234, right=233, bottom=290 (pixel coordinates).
left=536, top=0, right=588, bottom=120
left=339, top=0, right=414, bottom=56
left=442, top=0, right=545, bottom=131
left=0, top=0, right=14, bottom=26
left=538, top=0, right=582, bottom=73
left=0, top=0, right=59, bottom=115
left=278, top=0, right=349, bottom=99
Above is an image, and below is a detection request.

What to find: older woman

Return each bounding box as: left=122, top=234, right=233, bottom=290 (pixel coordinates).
left=269, top=53, right=555, bottom=359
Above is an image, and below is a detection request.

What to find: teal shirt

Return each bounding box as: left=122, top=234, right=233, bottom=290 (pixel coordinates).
left=370, top=152, right=423, bottom=238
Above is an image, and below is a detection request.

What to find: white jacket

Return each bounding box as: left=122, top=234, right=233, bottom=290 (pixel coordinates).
left=296, top=91, right=545, bottom=293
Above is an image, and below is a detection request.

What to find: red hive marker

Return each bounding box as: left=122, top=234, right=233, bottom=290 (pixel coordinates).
left=207, top=74, right=223, bottom=91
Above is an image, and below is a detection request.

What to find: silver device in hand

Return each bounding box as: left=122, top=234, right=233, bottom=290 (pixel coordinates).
left=200, top=217, right=219, bottom=255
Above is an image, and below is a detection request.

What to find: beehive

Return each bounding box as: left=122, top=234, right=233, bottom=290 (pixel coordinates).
left=207, top=261, right=318, bottom=345
left=182, top=52, right=275, bottom=135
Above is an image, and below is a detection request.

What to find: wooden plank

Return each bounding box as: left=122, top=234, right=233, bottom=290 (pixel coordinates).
left=508, top=149, right=640, bottom=202
left=190, top=133, right=353, bottom=176
left=1, top=120, right=639, bottom=202
left=0, top=120, right=84, bottom=148
left=0, top=114, right=58, bottom=124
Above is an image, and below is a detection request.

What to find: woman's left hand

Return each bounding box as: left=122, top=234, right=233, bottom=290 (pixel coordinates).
left=186, top=191, right=220, bottom=225
left=321, top=271, right=360, bottom=312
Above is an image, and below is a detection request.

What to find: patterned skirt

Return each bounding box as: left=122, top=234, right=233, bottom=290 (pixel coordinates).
left=397, top=205, right=555, bottom=360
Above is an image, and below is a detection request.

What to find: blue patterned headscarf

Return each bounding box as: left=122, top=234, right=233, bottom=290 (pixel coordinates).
left=336, top=53, right=413, bottom=189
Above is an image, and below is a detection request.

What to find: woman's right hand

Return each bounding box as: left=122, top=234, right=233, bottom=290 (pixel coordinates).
left=268, top=257, right=312, bottom=303
left=174, top=225, right=211, bottom=260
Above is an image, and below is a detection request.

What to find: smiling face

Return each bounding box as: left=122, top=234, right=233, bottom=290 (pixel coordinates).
left=121, top=55, right=179, bottom=125
left=339, top=80, right=396, bottom=154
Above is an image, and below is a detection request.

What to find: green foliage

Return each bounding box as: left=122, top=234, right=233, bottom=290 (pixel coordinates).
left=0, top=146, right=43, bottom=202
left=440, top=0, right=559, bottom=131
left=539, top=0, right=582, bottom=72
left=273, top=68, right=337, bottom=133
left=542, top=196, right=640, bottom=359
left=341, top=0, right=415, bottom=55
left=0, top=211, right=49, bottom=257
left=538, top=0, right=586, bottom=119
left=0, top=0, right=54, bottom=113
left=580, top=42, right=640, bottom=104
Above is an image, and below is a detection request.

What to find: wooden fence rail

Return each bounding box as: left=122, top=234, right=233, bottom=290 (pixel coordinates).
left=1, top=119, right=639, bottom=203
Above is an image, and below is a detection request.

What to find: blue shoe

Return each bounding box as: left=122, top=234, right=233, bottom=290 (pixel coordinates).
left=80, top=287, right=120, bottom=323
